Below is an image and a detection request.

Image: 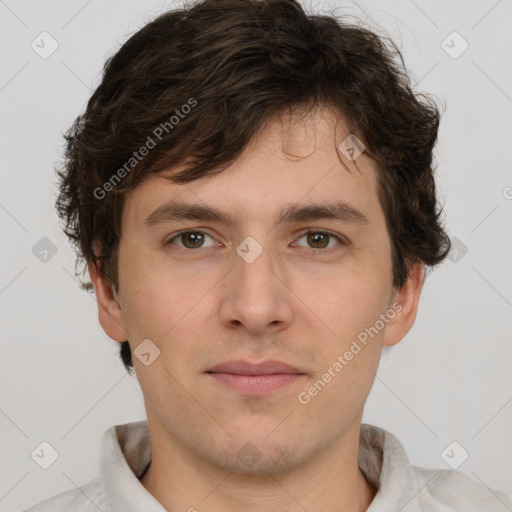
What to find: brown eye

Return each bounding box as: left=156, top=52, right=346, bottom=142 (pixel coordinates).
left=167, top=231, right=215, bottom=249
left=306, top=232, right=330, bottom=249
left=294, top=230, right=344, bottom=251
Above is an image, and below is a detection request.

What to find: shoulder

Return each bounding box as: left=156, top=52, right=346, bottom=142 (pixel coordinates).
left=360, top=424, right=512, bottom=512
left=22, top=477, right=106, bottom=512
left=410, top=465, right=512, bottom=511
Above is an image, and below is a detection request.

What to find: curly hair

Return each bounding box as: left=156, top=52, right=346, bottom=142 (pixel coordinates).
left=55, top=0, right=450, bottom=374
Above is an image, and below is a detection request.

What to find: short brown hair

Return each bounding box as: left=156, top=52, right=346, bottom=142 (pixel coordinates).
left=55, top=0, right=450, bottom=374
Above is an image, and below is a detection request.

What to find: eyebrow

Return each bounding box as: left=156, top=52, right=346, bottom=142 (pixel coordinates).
left=144, top=200, right=370, bottom=230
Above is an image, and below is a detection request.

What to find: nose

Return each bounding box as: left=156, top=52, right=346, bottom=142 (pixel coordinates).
left=218, top=236, right=294, bottom=336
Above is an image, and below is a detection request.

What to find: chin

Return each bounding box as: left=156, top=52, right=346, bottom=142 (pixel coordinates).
left=222, top=441, right=303, bottom=477
left=199, top=429, right=314, bottom=478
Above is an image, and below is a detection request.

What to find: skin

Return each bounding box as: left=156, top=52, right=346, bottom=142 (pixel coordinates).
left=89, top=105, right=424, bottom=512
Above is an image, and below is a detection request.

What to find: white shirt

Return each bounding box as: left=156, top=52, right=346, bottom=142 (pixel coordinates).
left=24, top=420, right=512, bottom=511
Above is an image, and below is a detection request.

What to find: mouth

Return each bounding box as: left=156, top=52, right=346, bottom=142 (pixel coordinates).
left=205, top=359, right=306, bottom=395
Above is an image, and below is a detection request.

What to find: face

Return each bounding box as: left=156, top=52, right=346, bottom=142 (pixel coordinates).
left=91, top=105, right=423, bottom=477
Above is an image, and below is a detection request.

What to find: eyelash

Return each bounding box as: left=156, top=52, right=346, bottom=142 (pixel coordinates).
left=165, top=229, right=346, bottom=253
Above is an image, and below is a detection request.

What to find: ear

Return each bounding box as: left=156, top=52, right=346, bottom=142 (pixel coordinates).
left=87, top=255, right=128, bottom=343
left=383, top=262, right=424, bottom=347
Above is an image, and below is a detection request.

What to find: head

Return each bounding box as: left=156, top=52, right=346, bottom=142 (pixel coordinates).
left=56, top=0, right=450, bottom=476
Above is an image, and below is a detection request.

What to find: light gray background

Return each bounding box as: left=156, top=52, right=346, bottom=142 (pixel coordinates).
left=1, top=0, right=511, bottom=510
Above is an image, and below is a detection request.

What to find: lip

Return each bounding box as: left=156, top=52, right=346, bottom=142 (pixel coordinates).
left=206, top=359, right=304, bottom=375
left=206, top=359, right=306, bottom=395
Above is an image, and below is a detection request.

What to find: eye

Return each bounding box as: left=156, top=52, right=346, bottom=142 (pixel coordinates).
left=166, top=230, right=217, bottom=250
left=165, top=229, right=345, bottom=252
left=293, top=230, right=345, bottom=251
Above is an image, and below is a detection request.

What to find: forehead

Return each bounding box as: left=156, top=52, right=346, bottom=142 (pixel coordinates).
left=121, top=106, right=383, bottom=234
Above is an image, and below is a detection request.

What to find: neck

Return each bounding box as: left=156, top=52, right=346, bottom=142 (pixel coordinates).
left=140, top=419, right=377, bottom=512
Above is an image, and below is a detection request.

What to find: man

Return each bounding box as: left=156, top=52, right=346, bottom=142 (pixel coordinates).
left=26, top=0, right=512, bottom=510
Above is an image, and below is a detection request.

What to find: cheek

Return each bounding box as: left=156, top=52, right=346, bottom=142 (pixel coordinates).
left=119, top=255, right=216, bottom=367
left=293, top=261, right=390, bottom=339
left=297, top=272, right=389, bottom=419
left=118, top=244, right=178, bottom=318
